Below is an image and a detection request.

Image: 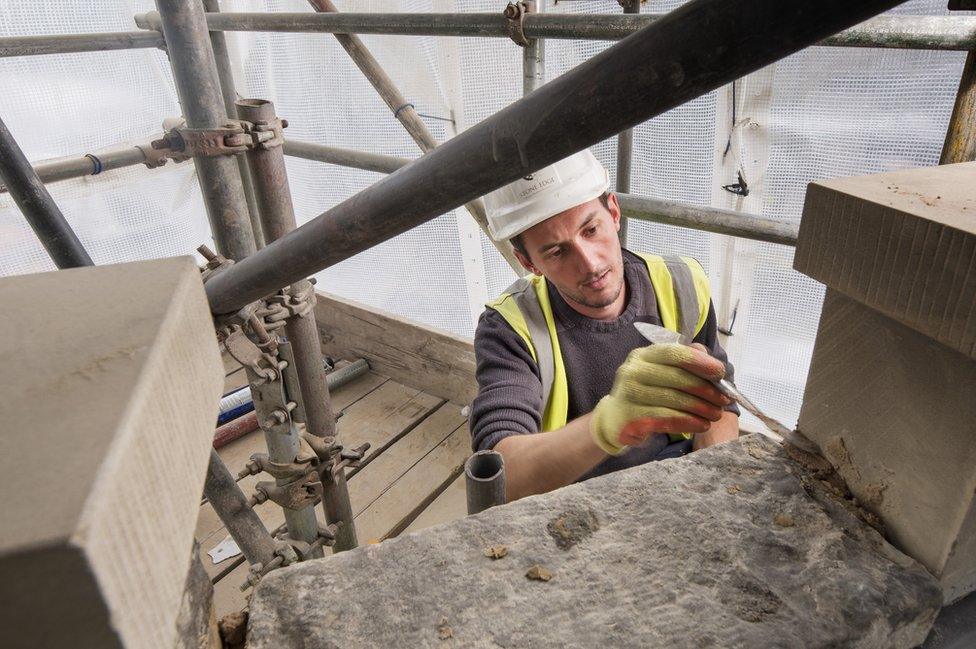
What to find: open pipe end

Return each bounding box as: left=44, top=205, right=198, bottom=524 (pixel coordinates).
left=465, top=450, right=504, bottom=482
left=465, top=450, right=506, bottom=515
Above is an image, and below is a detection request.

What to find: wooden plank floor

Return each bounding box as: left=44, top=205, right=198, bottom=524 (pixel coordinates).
left=199, top=359, right=472, bottom=617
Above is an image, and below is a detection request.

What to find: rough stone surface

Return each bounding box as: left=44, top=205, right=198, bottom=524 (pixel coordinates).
left=249, top=437, right=942, bottom=648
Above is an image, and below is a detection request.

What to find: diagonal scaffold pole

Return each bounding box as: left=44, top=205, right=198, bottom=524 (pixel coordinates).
left=204, top=0, right=908, bottom=315
left=306, top=0, right=522, bottom=273
left=0, top=116, right=94, bottom=269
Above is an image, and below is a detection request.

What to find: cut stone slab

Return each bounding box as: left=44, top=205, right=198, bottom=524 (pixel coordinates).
left=794, top=161, right=976, bottom=360
left=248, top=437, right=941, bottom=648
left=0, top=258, right=224, bottom=649
left=798, top=289, right=976, bottom=602
left=794, top=162, right=976, bottom=601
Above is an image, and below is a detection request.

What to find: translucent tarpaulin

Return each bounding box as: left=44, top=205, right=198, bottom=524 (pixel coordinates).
left=0, top=0, right=967, bottom=428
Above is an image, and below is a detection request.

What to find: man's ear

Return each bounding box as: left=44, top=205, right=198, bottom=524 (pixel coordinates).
left=513, top=249, right=541, bottom=276
left=607, top=192, right=621, bottom=232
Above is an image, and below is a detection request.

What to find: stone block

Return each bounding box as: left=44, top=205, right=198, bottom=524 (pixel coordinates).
left=798, top=289, right=976, bottom=602
left=248, top=437, right=941, bottom=648
left=794, top=162, right=976, bottom=601
left=794, top=161, right=976, bottom=360
left=0, top=258, right=224, bottom=649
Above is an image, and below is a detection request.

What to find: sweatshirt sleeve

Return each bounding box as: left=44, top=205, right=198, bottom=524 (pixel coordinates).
left=468, top=308, right=545, bottom=452
left=692, top=301, right=741, bottom=416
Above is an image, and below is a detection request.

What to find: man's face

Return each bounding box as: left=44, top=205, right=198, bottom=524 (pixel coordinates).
left=514, top=194, right=625, bottom=318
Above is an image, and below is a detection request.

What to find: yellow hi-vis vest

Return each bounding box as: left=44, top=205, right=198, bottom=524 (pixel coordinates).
left=487, top=253, right=711, bottom=435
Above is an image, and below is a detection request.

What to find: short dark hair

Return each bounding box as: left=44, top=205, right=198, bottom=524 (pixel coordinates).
left=510, top=191, right=612, bottom=261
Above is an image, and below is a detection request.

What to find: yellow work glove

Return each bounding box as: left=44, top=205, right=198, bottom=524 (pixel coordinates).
left=590, top=343, right=730, bottom=455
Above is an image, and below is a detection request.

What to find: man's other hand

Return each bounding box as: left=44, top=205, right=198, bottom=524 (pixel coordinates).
left=590, top=342, right=731, bottom=455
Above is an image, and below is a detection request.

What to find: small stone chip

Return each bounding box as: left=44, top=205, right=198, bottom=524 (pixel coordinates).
left=437, top=617, right=453, bottom=640
left=773, top=513, right=795, bottom=528
left=484, top=545, right=509, bottom=560
left=748, top=446, right=765, bottom=460
left=726, top=484, right=741, bottom=495
left=526, top=564, right=553, bottom=582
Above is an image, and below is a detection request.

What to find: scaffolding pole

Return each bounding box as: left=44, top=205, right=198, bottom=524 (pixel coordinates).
left=202, top=0, right=266, bottom=250
left=0, top=134, right=798, bottom=248
left=617, top=194, right=797, bottom=247
left=154, top=0, right=256, bottom=262
left=130, top=12, right=976, bottom=51
left=615, top=0, right=640, bottom=247
left=522, top=1, right=546, bottom=95
left=305, top=0, right=521, bottom=273
left=203, top=0, right=905, bottom=315
left=941, top=50, right=976, bottom=164
left=0, top=31, right=164, bottom=57
left=236, top=98, right=358, bottom=552
left=204, top=449, right=277, bottom=567
left=0, top=116, right=94, bottom=268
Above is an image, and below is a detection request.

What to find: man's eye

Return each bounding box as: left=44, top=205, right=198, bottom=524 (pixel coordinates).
left=585, top=226, right=598, bottom=236
left=546, top=249, right=562, bottom=259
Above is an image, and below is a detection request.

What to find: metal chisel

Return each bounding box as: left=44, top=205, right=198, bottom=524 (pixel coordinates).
left=633, top=322, right=819, bottom=453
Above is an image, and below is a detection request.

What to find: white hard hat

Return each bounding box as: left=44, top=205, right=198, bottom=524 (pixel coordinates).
left=484, top=149, right=610, bottom=242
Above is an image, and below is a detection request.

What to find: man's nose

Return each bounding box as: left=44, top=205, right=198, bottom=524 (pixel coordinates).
left=576, top=243, right=602, bottom=274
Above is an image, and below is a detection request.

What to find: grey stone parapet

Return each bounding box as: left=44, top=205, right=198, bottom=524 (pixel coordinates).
left=248, top=437, right=941, bottom=648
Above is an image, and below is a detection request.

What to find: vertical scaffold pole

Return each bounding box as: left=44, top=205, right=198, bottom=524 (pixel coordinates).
left=615, top=0, right=641, bottom=247
left=154, top=0, right=256, bottom=262
left=236, top=98, right=358, bottom=552
left=201, top=0, right=266, bottom=250
left=522, top=1, right=545, bottom=96
left=154, top=0, right=282, bottom=567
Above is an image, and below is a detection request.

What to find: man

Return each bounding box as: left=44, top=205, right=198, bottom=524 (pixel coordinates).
left=470, top=150, right=740, bottom=501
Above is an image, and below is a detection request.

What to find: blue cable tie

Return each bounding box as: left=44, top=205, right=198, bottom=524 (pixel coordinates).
left=85, top=153, right=104, bottom=175
left=393, top=102, right=415, bottom=120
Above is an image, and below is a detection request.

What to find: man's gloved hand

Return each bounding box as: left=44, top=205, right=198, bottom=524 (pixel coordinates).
left=590, top=343, right=731, bottom=455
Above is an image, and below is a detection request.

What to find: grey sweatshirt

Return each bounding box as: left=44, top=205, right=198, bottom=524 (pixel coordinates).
left=469, top=249, right=738, bottom=481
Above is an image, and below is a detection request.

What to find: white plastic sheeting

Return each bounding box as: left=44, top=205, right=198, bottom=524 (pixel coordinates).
left=0, top=0, right=967, bottom=427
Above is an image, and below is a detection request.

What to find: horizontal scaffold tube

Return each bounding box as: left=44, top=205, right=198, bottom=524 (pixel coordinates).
left=0, top=135, right=802, bottom=248
left=132, top=12, right=976, bottom=52
left=0, top=146, right=156, bottom=194
left=283, top=140, right=411, bottom=175
left=616, top=194, right=798, bottom=247
left=0, top=31, right=164, bottom=57
left=286, top=139, right=798, bottom=246
left=203, top=0, right=904, bottom=314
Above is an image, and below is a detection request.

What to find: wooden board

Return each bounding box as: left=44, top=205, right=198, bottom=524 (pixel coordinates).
left=314, top=291, right=478, bottom=406
left=354, top=424, right=471, bottom=544
left=200, top=376, right=457, bottom=617
left=349, top=403, right=467, bottom=522
left=402, top=471, right=467, bottom=536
